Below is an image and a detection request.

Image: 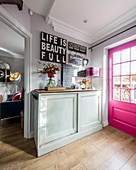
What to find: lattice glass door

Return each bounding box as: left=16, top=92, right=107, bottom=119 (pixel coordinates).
left=109, top=40, right=136, bottom=137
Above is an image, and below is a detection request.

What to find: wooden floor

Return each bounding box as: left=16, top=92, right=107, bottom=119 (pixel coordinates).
left=0, top=119, right=136, bottom=170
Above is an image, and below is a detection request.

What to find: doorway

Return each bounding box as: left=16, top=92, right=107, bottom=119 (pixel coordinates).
left=0, top=6, right=32, bottom=138
left=109, top=40, right=136, bottom=137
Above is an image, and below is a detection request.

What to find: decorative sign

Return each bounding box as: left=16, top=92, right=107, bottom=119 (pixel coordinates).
left=68, top=42, right=87, bottom=54
left=40, top=32, right=67, bottom=64
left=68, top=54, right=83, bottom=65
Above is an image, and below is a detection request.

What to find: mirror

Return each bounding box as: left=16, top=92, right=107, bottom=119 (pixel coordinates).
left=0, top=59, right=10, bottom=82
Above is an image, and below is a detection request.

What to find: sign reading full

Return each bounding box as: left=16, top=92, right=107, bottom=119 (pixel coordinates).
left=40, top=32, right=67, bottom=64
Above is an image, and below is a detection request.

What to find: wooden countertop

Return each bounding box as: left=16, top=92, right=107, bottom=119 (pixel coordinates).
left=34, top=89, right=102, bottom=94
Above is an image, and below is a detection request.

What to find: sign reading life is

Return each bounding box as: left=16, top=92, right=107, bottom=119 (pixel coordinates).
left=40, top=32, right=67, bottom=64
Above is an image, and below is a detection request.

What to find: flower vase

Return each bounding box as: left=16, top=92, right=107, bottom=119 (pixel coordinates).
left=46, top=77, right=55, bottom=88
left=85, top=85, right=87, bottom=89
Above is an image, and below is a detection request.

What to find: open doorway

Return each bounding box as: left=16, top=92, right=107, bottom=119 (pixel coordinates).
left=0, top=6, right=32, bottom=138
left=0, top=19, right=25, bottom=130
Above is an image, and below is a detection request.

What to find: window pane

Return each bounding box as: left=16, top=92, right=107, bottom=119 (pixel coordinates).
left=121, top=48, right=130, bottom=62
left=121, top=89, right=130, bottom=102
left=113, top=77, right=120, bottom=88
left=131, top=90, right=136, bottom=103
left=113, top=51, right=120, bottom=64
left=131, top=61, right=136, bottom=74
left=121, top=62, right=130, bottom=75
left=113, top=89, right=120, bottom=101
left=113, top=64, right=120, bottom=76
left=131, top=76, right=136, bottom=89
left=121, top=76, right=130, bottom=88
left=131, top=46, right=136, bottom=61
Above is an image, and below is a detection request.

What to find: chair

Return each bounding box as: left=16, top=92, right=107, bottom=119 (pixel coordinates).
left=0, top=93, right=23, bottom=127
left=0, top=100, right=23, bottom=120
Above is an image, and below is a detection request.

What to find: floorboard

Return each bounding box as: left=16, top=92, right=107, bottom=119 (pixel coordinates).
left=0, top=119, right=136, bottom=170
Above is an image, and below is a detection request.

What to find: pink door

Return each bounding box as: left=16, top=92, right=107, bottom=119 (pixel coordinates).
left=109, top=40, right=136, bottom=138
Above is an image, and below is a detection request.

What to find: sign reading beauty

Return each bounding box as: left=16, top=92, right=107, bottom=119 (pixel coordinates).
left=40, top=32, right=67, bottom=63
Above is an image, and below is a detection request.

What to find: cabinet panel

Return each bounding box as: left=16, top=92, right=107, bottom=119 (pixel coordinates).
left=79, top=92, right=101, bottom=131
left=39, top=94, right=77, bottom=145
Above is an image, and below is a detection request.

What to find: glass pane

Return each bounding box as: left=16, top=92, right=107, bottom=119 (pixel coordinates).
left=113, top=64, right=120, bottom=76
left=113, top=77, right=120, bottom=88
left=131, top=46, right=136, bottom=61
left=121, top=48, right=130, bottom=62
left=121, top=89, right=130, bottom=102
left=121, top=62, right=130, bottom=75
left=131, top=61, right=136, bottom=74
left=131, top=76, right=136, bottom=89
left=131, top=90, right=136, bottom=103
left=121, top=76, right=130, bottom=88
left=113, top=89, right=120, bottom=101
left=113, top=51, right=120, bottom=64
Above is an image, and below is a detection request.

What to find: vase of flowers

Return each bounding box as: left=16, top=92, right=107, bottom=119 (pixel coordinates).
left=38, top=61, right=59, bottom=88
left=81, top=79, right=91, bottom=89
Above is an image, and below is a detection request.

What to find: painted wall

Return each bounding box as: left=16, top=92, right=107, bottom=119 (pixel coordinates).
left=1, top=4, right=91, bottom=135
left=2, top=4, right=31, bottom=32
left=30, top=12, right=91, bottom=90
left=91, top=26, right=136, bottom=125
left=0, top=56, right=24, bottom=101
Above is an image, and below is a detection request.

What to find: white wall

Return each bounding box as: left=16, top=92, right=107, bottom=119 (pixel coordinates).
left=91, top=25, right=136, bottom=125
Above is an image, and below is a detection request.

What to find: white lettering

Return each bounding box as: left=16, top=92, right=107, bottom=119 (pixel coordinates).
left=54, top=36, right=57, bottom=44
left=42, top=42, right=46, bottom=50
left=50, top=44, right=54, bottom=52
left=41, top=32, right=45, bottom=41
left=63, top=56, right=66, bottom=63
left=58, top=47, right=63, bottom=54
left=49, top=35, right=53, bottom=43
left=46, top=43, right=50, bottom=51
left=63, top=49, right=66, bottom=55
left=49, top=53, right=53, bottom=61
left=56, top=55, right=60, bottom=62
left=63, top=39, right=66, bottom=47
left=60, top=39, right=62, bottom=46
left=46, top=33, right=48, bottom=41
left=41, top=51, right=45, bottom=59
left=54, top=46, right=58, bottom=53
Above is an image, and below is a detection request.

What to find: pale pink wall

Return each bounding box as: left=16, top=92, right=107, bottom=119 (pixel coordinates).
left=2, top=3, right=31, bottom=32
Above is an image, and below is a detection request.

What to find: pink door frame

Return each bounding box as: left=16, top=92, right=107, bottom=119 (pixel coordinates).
left=109, top=40, right=136, bottom=137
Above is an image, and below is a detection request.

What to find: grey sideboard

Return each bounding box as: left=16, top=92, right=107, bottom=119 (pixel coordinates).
left=32, top=89, right=103, bottom=157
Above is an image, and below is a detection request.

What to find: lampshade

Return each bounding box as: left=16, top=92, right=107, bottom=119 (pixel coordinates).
left=86, top=67, right=99, bottom=77
left=9, top=72, right=21, bottom=82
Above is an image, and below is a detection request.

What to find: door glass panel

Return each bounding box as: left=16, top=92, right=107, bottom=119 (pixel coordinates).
left=131, top=61, right=136, bottom=74
left=113, top=77, right=120, bottom=88
left=121, top=48, right=130, bottom=62
left=131, top=76, right=136, bottom=89
left=131, top=90, right=136, bottom=103
left=121, top=89, right=130, bottom=102
left=113, top=89, right=120, bottom=100
left=131, top=46, right=136, bottom=60
left=121, top=76, right=130, bottom=88
left=121, top=62, right=130, bottom=75
left=113, top=64, right=120, bottom=76
left=113, top=51, right=120, bottom=64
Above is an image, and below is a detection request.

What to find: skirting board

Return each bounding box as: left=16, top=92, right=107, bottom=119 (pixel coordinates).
left=37, top=124, right=103, bottom=157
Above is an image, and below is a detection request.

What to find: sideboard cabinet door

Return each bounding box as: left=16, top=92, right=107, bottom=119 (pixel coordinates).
left=79, top=91, right=102, bottom=132
left=38, top=93, right=77, bottom=145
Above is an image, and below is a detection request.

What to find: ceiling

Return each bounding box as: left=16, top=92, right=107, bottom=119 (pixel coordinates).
left=23, top=0, right=136, bottom=43
left=0, top=20, right=24, bottom=58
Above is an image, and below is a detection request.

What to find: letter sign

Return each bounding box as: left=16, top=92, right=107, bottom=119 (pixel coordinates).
left=40, top=32, right=67, bottom=64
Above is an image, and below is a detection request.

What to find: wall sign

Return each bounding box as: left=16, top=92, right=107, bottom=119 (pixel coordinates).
left=68, top=54, right=83, bottom=65
left=68, top=42, right=87, bottom=54
left=40, top=32, right=67, bottom=64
